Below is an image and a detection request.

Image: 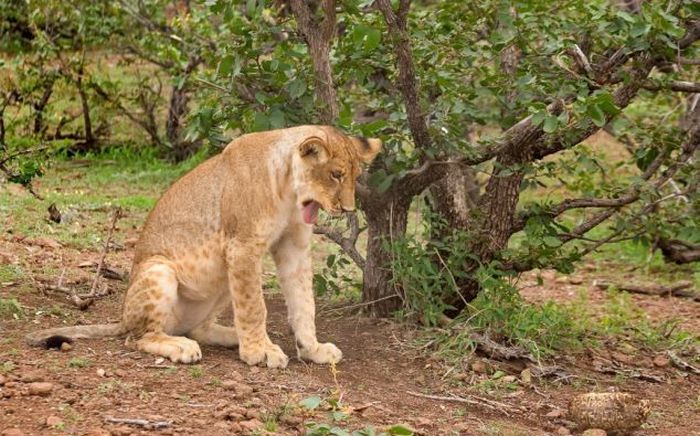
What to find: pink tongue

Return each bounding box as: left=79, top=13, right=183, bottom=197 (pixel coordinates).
left=302, top=202, right=320, bottom=224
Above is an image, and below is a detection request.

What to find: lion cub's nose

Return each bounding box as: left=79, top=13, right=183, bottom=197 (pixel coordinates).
left=341, top=205, right=355, bottom=212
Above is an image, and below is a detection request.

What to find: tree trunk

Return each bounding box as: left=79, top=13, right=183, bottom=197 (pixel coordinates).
left=308, top=42, right=339, bottom=124
left=362, top=194, right=410, bottom=317
left=165, top=84, right=197, bottom=161
left=32, top=80, right=54, bottom=136
left=76, top=68, right=95, bottom=149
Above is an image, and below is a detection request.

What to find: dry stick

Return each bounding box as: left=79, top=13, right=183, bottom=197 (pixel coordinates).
left=666, top=351, right=700, bottom=375
left=104, top=417, right=172, bottom=429
left=406, top=391, right=516, bottom=417
left=88, top=207, right=123, bottom=297
left=593, top=280, right=698, bottom=301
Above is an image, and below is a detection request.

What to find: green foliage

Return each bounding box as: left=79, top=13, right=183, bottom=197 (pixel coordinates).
left=67, top=357, right=90, bottom=368
left=0, top=298, right=24, bottom=319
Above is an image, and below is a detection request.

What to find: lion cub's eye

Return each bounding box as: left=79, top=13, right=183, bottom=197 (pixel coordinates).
left=331, top=170, right=344, bottom=182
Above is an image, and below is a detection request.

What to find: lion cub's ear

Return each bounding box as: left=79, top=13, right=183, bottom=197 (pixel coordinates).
left=352, top=136, right=382, bottom=164
left=298, top=137, right=329, bottom=163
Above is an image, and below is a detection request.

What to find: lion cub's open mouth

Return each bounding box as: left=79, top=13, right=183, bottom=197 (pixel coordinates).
left=301, top=200, right=321, bottom=225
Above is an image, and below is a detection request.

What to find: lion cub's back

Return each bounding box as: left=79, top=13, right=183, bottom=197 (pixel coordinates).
left=133, top=155, right=227, bottom=266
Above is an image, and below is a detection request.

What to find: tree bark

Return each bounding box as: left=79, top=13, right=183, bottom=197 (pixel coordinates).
left=289, top=0, right=338, bottom=124
left=76, top=66, right=96, bottom=149
left=361, top=193, right=410, bottom=316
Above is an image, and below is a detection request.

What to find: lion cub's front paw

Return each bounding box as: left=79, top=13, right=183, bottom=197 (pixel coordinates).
left=240, top=342, right=289, bottom=369
left=299, top=342, right=343, bottom=364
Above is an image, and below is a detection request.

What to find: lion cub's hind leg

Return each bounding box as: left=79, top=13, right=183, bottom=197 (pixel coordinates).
left=188, top=320, right=239, bottom=348
left=124, top=262, right=202, bottom=363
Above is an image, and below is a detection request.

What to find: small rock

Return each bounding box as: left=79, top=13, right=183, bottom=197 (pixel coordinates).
left=96, top=368, right=106, bottom=377
left=568, top=277, right=584, bottom=285
left=520, top=368, right=532, bottom=384
left=113, top=369, right=127, bottom=378
left=471, top=360, right=489, bottom=374
left=546, top=409, right=565, bottom=418
left=415, top=417, right=432, bottom=427
left=154, top=357, right=165, bottom=365
left=110, top=425, right=132, bottom=436
left=501, top=375, right=517, bottom=383
left=221, top=381, right=237, bottom=391
left=582, top=430, right=607, bottom=436
left=20, top=371, right=45, bottom=383
left=28, top=382, right=54, bottom=396
left=1, top=429, right=24, bottom=436
left=60, top=342, right=73, bottom=352
left=611, top=351, right=634, bottom=365
left=238, top=419, right=263, bottom=431
left=555, top=427, right=571, bottom=435
left=281, top=415, right=302, bottom=426
left=652, top=355, right=670, bottom=368
left=45, top=416, right=63, bottom=427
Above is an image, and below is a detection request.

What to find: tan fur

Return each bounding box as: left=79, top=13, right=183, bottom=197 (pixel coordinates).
left=26, top=126, right=381, bottom=367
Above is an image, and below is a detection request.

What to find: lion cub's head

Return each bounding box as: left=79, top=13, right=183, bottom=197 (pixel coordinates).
left=294, top=128, right=382, bottom=225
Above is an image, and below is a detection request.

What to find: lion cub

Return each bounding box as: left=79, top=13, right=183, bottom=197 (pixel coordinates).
left=27, top=126, right=381, bottom=368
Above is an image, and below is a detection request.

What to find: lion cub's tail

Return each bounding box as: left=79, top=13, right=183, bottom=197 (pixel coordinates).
left=26, top=323, right=126, bottom=349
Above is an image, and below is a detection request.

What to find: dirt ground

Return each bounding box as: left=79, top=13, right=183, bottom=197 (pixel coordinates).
left=1, top=179, right=699, bottom=435
left=1, top=233, right=698, bottom=436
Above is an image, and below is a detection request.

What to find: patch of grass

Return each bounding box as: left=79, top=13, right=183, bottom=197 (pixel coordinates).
left=208, top=377, right=222, bottom=387
left=160, top=366, right=178, bottom=375
left=0, top=361, right=16, bottom=374
left=0, top=264, right=23, bottom=282
left=0, top=298, right=24, bottom=319
left=188, top=365, right=203, bottom=378
left=67, top=357, right=90, bottom=368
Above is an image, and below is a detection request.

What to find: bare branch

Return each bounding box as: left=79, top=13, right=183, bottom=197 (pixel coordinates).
left=642, top=80, right=700, bottom=93
left=313, top=212, right=366, bottom=269
left=376, top=0, right=431, bottom=152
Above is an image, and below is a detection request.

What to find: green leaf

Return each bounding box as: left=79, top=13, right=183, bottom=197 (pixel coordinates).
left=386, top=424, right=414, bottom=435
left=364, top=28, right=381, bottom=52
left=543, top=236, right=562, bottom=247
left=587, top=104, right=606, bottom=127
left=542, top=116, right=558, bottom=133
left=219, top=55, right=234, bottom=76
left=330, top=428, right=350, bottom=436
left=299, top=396, right=322, bottom=410
left=287, top=78, right=306, bottom=99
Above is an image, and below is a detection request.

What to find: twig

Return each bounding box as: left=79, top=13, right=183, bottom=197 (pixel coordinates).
left=88, top=207, right=123, bottom=296
left=406, top=391, right=516, bottom=416
left=593, top=280, right=697, bottom=301
left=319, top=293, right=400, bottom=314
left=104, top=416, right=172, bottom=429
left=666, top=351, right=700, bottom=374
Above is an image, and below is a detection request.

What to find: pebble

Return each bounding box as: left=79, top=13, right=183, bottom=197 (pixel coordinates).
left=568, top=277, right=584, bottom=285
left=520, top=368, right=532, bottom=384
left=96, top=368, right=106, bottom=377
left=555, top=427, right=571, bottom=435
left=582, top=430, right=607, bottom=436
left=652, top=355, right=670, bottom=368
left=60, top=342, right=73, bottom=352
left=20, top=372, right=44, bottom=383
left=546, top=409, right=565, bottom=418
left=45, top=416, right=63, bottom=427
left=28, top=382, right=54, bottom=396
left=471, top=360, right=488, bottom=374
